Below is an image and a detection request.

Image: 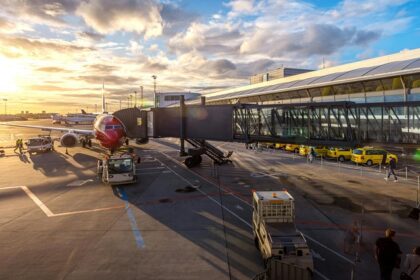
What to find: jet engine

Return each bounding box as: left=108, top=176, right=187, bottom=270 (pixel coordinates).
left=60, top=133, right=78, bottom=147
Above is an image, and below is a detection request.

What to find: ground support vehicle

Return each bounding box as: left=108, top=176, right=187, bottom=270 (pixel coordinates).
left=299, top=145, right=309, bottom=156
left=275, top=143, right=286, bottom=149
left=97, top=151, right=139, bottom=185
left=252, top=191, right=313, bottom=272
left=327, top=147, right=352, bottom=162
left=351, top=147, right=398, bottom=166
left=285, top=144, right=300, bottom=153
left=26, top=136, right=54, bottom=155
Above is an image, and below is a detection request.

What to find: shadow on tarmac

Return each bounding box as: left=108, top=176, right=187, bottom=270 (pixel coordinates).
left=29, top=151, right=90, bottom=177
left=111, top=154, right=264, bottom=278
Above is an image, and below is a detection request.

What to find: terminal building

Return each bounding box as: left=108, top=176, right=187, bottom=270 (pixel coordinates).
left=156, top=92, right=200, bottom=108
left=201, top=49, right=420, bottom=105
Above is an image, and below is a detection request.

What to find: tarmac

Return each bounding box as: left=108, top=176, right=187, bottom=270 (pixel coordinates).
left=0, top=120, right=419, bottom=280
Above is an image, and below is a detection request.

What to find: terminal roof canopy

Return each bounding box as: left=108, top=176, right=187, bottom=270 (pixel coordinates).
left=203, top=49, right=420, bottom=103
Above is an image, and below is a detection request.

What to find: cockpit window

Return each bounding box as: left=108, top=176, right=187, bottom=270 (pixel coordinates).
left=105, top=125, right=123, bottom=130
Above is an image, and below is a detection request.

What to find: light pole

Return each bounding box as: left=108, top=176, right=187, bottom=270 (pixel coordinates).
left=152, top=75, right=157, bottom=108
left=134, top=91, right=137, bottom=108
left=140, top=86, right=143, bottom=108
left=2, top=98, right=7, bottom=115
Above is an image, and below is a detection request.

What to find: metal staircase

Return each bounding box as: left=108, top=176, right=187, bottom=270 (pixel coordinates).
left=184, top=139, right=233, bottom=167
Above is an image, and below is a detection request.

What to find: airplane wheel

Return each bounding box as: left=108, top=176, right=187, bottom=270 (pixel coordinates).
left=81, top=139, right=86, bottom=148
left=192, top=155, right=202, bottom=165
left=184, top=157, right=195, bottom=168
left=125, top=139, right=129, bottom=145
left=88, top=139, right=92, bottom=147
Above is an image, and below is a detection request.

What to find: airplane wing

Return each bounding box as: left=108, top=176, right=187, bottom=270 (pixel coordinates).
left=0, top=123, right=94, bottom=136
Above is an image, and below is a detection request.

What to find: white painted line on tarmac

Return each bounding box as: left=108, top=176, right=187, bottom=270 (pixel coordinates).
left=66, top=179, right=94, bottom=187
left=137, top=167, right=165, bottom=171
left=0, top=185, right=123, bottom=218
left=53, top=205, right=124, bottom=216
left=236, top=205, right=244, bottom=211
left=303, top=234, right=355, bottom=265
left=20, top=186, right=54, bottom=217
left=313, top=269, right=331, bottom=280
left=311, top=249, right=325, bottom=261
left=155, top=156, right=252, bottom=228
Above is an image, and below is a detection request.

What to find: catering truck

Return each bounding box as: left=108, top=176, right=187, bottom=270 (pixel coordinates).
left=252, top=190, right=314, bottom=272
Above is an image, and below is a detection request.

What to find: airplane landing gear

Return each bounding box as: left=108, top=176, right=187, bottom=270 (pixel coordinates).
left=184, top=155, right=202, bottom=168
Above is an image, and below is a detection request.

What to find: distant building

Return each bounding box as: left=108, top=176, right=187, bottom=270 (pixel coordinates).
left=42, top=110, right=46, bottom=114
left=250, top=67, right=313, bottom=84
left=156, top=92, right=201, bottom=108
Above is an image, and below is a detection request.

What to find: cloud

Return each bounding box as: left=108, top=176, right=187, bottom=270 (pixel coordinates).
left=160, top=3, right=198, bottom=36
left=29, top=84, right=77, bottom=91
left=76, top=75, right=138, bottom=85
left=226, top=0, right=256, bottom=18
left=240, top=23, right=382, bottom=57
left=2, top=0, right=79, bottom=25
left=77, top=0, right=163, bottom=38
left=168, top=22, right=242, bottom=55
left=0, top=35, right=94, bottom=58
left=85, top=64, right=118, bottom=74
left=36, top=67, right=69, bottom=73
left=77, top=31, right=105, bottom=41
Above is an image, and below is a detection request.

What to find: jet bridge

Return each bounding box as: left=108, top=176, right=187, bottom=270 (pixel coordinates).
left=114, top=100, right=420, bottom=167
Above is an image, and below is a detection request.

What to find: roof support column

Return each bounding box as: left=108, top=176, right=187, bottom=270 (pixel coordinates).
left=306, top=89, right=313, bottom=102
left=400, top=76, right=408, bottom=102
left=179, top=95, right=187, bottom=156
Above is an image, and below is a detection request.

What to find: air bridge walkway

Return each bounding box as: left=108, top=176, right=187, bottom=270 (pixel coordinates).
left=113, top=99, right=420, bottom=166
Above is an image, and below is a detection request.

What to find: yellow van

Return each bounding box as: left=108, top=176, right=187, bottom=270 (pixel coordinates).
left=275, top=143, right=287, bottom=149
left=299, top=146, right=328, bottom=157
left=351, top=148, right=398, bottom=166
left=285, top=144, right=300, bottom=153
left=299, top=145, right=309, bottom=156
left=327, top=147, right=353, bottom=162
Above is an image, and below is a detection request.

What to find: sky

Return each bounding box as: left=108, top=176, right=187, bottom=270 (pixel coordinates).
left=0, top=0, right=419, bottom=113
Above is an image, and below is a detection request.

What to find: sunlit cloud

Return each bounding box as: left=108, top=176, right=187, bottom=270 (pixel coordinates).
left=0, top=0, right=417, bottom=113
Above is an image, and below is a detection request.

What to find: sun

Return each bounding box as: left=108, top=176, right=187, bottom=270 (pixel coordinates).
left=0, top=56, right=20, bottom=93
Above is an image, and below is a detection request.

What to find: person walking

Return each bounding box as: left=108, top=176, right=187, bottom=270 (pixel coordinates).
left=13, top=139, right=20, bottom=153
left=308, top=147, right=315, bottom=163
left=402, top=247, right=420, bottom=280
left=375, top=228, right=402, bottom=280
left=385, top=157, right=398, bottom=182
left=343, top=221, right=359, bottom=254
left=18, top=139, right=23, bottom=154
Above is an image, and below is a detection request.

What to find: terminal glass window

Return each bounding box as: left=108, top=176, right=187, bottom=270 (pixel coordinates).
left=333, top=84, right=348, bottom=95
left=348, top=82, right=364, bottom=94
left=404, top=74, right=420, bottom=88
left=320, top=86, right=333, bottom=96
left=363, top=79, right=383, bottom=92
left=164, top=95, right=181, bottom=101
left=308, top=88, right=321, bottom=97
left=381, top=77, right=403, bottom=91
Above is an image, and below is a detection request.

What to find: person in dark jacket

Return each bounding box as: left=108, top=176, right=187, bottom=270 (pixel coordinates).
left=385, top=157, right=398, bottom=182
left=375, top=228, right=402, bottom=280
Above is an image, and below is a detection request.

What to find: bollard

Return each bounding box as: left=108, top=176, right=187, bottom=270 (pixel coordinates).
left=321, top=155, right=323, bottom=166
left=379, top=163, right=381, bottom=173
left=405, top=166, right=408, bottom=180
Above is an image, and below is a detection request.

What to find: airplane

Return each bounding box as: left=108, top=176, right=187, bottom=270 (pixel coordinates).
left=0, top=84, right=127, bottom=152
left=51, top=110, right=97, bottom=125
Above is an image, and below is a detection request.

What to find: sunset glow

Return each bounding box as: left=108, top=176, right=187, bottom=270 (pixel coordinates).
left=0, top=0, right=418, bottom=113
